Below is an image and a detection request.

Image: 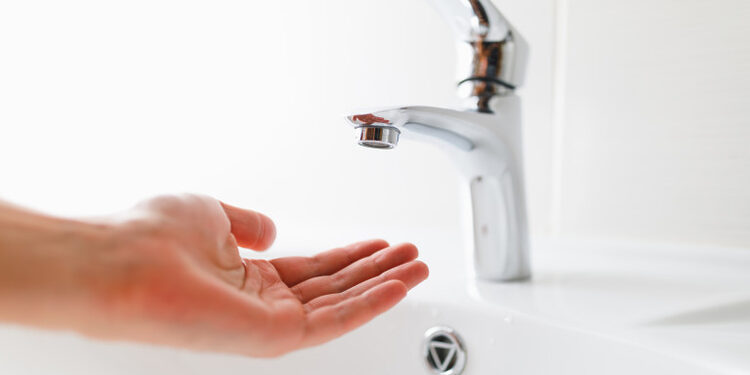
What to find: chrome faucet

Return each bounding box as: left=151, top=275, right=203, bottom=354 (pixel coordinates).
left=346, top=0, right=529, bottom=281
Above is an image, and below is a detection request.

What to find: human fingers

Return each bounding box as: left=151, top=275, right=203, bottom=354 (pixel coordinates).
left=290, top=243, right=418, bottom=303
left=220, top=202, right=276, bottom=251
left=270, top=239, right=389, bottom=286
left=303, top=260, right=428, bottom=312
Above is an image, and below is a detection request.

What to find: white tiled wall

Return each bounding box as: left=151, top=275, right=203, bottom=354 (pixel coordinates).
left=557, top=0, right=750, bottom=248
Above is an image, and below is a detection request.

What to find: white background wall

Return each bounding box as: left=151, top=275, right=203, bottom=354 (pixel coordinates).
left=1, top=0, right=747, bottom=252
left=0, top=0, right=556, bottom=252
left=558, top=0, right=750, bottom=248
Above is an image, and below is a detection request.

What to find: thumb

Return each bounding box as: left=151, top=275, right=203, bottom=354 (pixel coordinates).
left=220, top=202, right=276, bottom=251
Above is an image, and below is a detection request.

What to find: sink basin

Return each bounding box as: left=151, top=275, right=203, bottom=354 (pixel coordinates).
left=1, top=238, right=748, bottom=374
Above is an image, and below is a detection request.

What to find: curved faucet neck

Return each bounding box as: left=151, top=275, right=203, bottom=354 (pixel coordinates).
left=346, top=96, right=530, bottom=281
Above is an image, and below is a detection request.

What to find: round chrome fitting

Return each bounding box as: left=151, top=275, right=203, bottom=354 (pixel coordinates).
left=357, top=126, right=400, bottom=149
left=423, top=326, right=466, bottom=375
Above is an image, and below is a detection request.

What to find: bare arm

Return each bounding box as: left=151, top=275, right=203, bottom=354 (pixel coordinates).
left=0, top=201, right=116, bottom=328
left=0, top=195, right=428, bottom=357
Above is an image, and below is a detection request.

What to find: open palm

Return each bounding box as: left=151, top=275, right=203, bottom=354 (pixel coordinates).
left=243, top=239, right=427, bottom=355
left=105, top=195, right=428, bottom=357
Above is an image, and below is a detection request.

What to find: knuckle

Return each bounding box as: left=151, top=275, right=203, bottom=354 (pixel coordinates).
left=330, top=271, right=347, bottom=290
left=370, top=255, right=386, bottom=275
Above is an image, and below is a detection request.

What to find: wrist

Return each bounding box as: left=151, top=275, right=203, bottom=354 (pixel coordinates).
left=0, top=204, right=118, bottom=328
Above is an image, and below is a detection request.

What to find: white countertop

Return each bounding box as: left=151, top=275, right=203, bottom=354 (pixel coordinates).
left=407, top=237, right=750, bottom=374
left=1, top=234, right=748, bottom=374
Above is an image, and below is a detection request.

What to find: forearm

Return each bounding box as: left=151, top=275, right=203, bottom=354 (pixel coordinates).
left=0, top=201, right=114, bottom=329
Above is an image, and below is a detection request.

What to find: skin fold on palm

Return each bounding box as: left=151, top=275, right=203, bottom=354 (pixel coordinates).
left=101, top=195, right=429, bottom=357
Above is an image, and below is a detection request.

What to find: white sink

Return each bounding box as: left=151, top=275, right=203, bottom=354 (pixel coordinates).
left=1, top=238, right=748, bottom=374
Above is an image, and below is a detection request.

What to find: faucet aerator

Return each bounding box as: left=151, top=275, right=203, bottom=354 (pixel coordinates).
left=357, top=126, right=400, bottom=149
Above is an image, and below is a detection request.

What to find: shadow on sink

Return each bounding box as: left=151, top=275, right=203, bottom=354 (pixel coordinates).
left=645, top=299, right=750, bottom=325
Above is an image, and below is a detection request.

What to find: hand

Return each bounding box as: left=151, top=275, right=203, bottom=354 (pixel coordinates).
left=90, top=195, right=428, bottom=357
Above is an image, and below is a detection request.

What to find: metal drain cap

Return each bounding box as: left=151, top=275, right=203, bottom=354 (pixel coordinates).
left=423, top=327, right=466, bottom=375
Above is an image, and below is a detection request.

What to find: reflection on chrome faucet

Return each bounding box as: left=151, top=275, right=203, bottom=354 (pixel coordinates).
left=345, top=0, right=530, bottom=281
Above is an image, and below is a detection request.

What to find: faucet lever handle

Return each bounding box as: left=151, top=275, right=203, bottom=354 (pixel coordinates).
left=427, top=0, right=511, bottom=42
left=427, top=0, right=528, bottom=111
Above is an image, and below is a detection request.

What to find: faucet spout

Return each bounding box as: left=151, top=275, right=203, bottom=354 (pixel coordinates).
left=347, top=96, right=530, bottom=281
